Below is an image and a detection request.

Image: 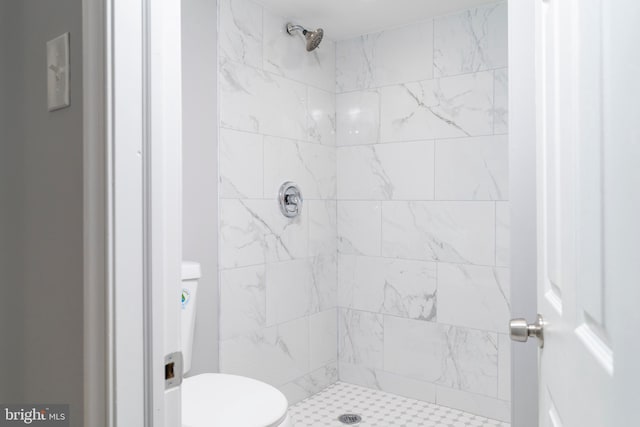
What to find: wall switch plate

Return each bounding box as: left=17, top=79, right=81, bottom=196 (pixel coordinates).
left=47, top=33, right=70, bottom=111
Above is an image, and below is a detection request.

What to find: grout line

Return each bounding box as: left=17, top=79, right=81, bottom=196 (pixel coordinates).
left=335, top=66, right=507, bottom=95
left=337, top=306, right=503, bottom=336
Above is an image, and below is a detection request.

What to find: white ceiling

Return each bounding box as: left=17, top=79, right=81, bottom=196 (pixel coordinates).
left=253, top=0, right=497, bottom=40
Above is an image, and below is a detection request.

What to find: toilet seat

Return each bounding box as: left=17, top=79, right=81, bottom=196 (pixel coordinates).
left=181, top=373, right=290, bottom=427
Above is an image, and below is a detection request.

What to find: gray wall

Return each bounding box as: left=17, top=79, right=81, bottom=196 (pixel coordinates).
left=0, top=1, right=84, bottom=424
left=181, top=0, right=219, bottom=374
left=0, top=0, right=25, bottom=404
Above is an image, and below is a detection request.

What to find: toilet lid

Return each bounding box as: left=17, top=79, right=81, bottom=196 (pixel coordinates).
left=182, top=373, right=289, bottom=427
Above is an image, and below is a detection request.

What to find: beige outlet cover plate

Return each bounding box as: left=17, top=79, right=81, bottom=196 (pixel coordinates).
left=47, top=33, right=70, bottom=111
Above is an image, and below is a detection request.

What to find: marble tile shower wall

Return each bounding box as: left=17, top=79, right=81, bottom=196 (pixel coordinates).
left=217, top=0, right=338, bottom=404
left=335, top=2, right=511, bottom=422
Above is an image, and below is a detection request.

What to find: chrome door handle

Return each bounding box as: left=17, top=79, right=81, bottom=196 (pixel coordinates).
left=509, top=314, right=544, bottom=348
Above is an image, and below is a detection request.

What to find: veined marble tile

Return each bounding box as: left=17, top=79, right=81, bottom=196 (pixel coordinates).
left=336, top=90, right=380, bottom=146
left=438, top=263, right=510, bottom=333
left=336, top=21, right=434, bottom=92
left=384, top=316, right=444, bottom=383
left=338, top=308, right=383, bottom=369
left=494, top=68, right=508, bottom=134
left=337, top=201, right=381, bottom=256
left=310, top=309, right=338, bottom=371
left=380, top=71, right=494, bottom=142
left=496, top=201, right=510, bottom=267
left=439, top=325, right=498, bottom=396
left=337, top=141, right=435, bottom=200
left=436, top=386, right=511, bottom=422
left=219, top=128, right=263, bottom=198
left=338, top=255, right=357, bottom=308
left=220, top=59, right=308, bottom=141
left=220, top=199, right=308, bottom=269
left=308, top=87, right=336, bottom=146
left=435, top=135, right=508, bottom=200
left=263, top=136, right=336, bottom=200
left=266, top=259, right=313, bottom=326
left=381, top=201, right=495, bottom=265
left=384, top=317, right=498, bottom=396
left=219, top=0, right=263, bottom=68
left=310, top=254, right=338, bottom=313
left=340, top=256, right=437, bottom=321
left=498, top=334, right=511, bottom=401
left=219, top=265, right=266, bottom=340
left=262, top=9, right=335, bottom=92
left=308, top=200, right=337, bottom=258
left=433, top=2, right=508, bottom=77
left=219, top=317, right=309, bottom=387
left=281, top=362, right=338, bottom=405
left=337, top=362, right=437, bottom=403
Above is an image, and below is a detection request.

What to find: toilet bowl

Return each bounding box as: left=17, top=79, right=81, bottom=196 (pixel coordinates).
left=181, top=262, right=292, bottom=427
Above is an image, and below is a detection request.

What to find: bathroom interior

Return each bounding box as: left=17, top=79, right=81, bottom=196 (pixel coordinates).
left=0, top=0, right=511, bottom=425
left=182, top=0, right=510, bottom=425
left=3, top=0, right=639, bottom=425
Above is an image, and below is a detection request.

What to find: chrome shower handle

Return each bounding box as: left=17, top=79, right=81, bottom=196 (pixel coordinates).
left=279, top=182, right=303, bottom=218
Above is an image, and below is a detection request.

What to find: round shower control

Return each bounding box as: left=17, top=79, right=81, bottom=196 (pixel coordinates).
left=278, top=182, right=303, bottom=218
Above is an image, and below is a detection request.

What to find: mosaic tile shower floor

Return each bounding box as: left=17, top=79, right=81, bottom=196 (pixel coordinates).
left=289, top=382, right=510, bottom=427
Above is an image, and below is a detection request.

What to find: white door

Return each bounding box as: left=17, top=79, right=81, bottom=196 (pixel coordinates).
left=512, top=0, right=640, bottom=426
left=535, top=0, right=611, bottom=425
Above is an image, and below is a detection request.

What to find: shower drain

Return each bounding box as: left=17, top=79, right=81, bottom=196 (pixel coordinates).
left=338, top=413, right=362, bottom=425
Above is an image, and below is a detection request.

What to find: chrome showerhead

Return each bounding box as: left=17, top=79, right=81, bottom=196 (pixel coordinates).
left=286, top=23, right=324, bottom=52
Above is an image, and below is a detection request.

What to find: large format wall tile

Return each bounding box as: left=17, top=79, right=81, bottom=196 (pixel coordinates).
left=381, top=201, right=495, bottom=265
left=384, top=317, right=498, bottom=396
left=310, top=309, right=338, bottom=371
left=264, top=136, right=336, bottom=200
left=337, top=201, right=381, bottom=256
left=433, top=2, right=507, bottom=77
left=263, top=9, right=336, bottom=92
left=338, top=309, right=384, bottom=369
left=336, top=21, right=434, bottom=92
left=438, top=325, right=498, bottom=396
left=383, top=316, right=443, bottom=383
left=219, top=128, right=263, bottom=199
left=220, top=199, right=308, bottom=269
left=220, top=60, right=308, bottom=141
left=308, top=87, right=336, bottom=146
left=220, top=317, right=309, bottom=387
left=337, top=362, right=437, bottom=403
left=498, top=334, right=511, bottom=401
left=336, top=90, right=381, bottom=146
left=310, top=253, right=337, bottom=313
left=337, top=141, right=435, bottom=200
left=220, top=265, right=266, bottom=340
left=219, top=0, right=263, bottom=68
left=281, top=362, right=338, bottom=405
left=266, top=259, right=314, bottom=325
left=339, top=256, right=437, bottom=321
left=495, top=201, right=510, bottom=267
left=308, top=200, right=337, bottom=257
left=438, top=263, right=510, bottom=333
left=435, top=135, right=508, bottom=200
left=436, top=386, right=510, bottom=422
left=494, top=68, right=508, bottom=134
left=380, top=71, right=494, bottom=142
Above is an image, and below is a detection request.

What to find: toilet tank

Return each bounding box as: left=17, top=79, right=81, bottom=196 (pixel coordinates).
left=181, top=261, right=201, bottom=375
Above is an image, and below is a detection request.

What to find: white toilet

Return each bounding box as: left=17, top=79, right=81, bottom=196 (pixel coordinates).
left=180, top=262, right=293, bottom=427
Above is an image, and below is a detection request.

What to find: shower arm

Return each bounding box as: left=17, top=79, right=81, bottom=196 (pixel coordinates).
left=286, top=23, right=307, bottom=35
